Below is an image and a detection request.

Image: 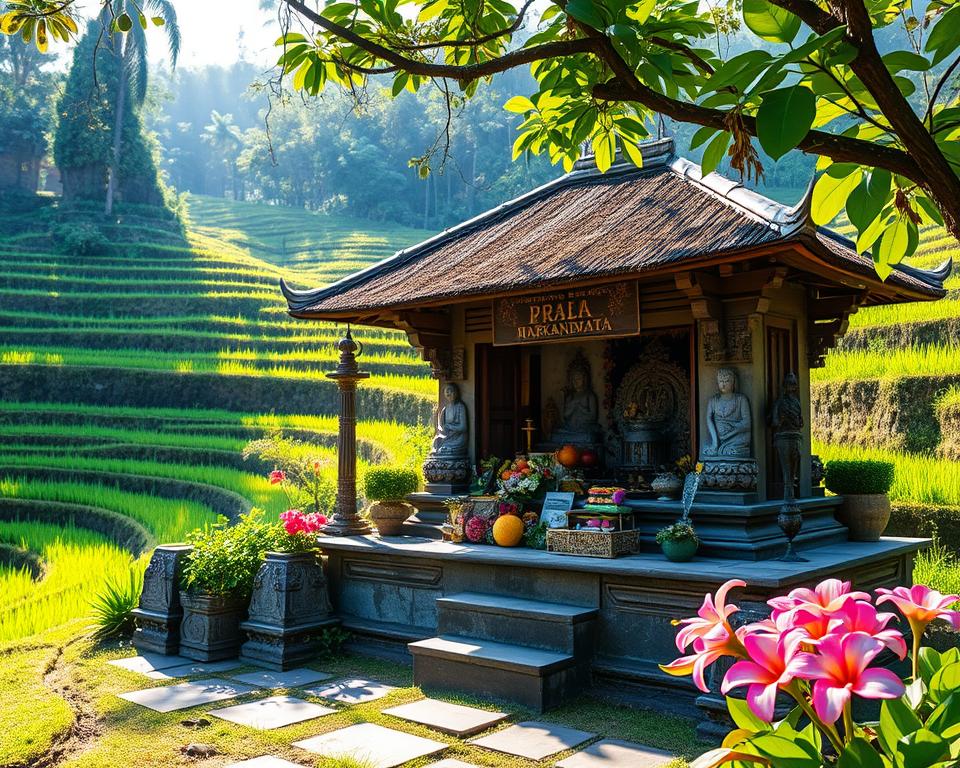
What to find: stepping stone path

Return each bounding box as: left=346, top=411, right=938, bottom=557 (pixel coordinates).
left=292, top=722, right=447, bottom=768
left=555, top=739, right=675, bottom=768
left=119, top=678, right=257, bottom=713
left=383, top=698, right=508, bottom=737
left=108, top=653, right=191, bottom=676
left=209, top=695, right=335, bottom=730
left=145, top=660, right=243, bottom=680
left=225, top=758, right=306, bottom=768
left=230, top=668, right=333, bottom=689
left=301, top=677, right=396, bottom=704
left=470, top=721, right=596, bottom=760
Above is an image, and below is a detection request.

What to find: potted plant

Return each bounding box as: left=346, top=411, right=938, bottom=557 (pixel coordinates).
left=363, top=466, right=419, bottom=536
left=240, top=510, right=338, bottom=670
left=656, top=521, right=699, bottom=562
left=179, top=510, right=278, bottom=661
left=824, top=459, right=895, bottom=541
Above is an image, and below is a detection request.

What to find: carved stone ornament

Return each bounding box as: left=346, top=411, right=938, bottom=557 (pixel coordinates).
left=422, top=455, right=472, bottom=486
left=132, top=544, right=192, bottom=656
left=178, top=591, right=248, bottom=662
left=701, top=317, right=752, bottom=363
left=700, top=458, right=759, bottom=491
left=240, top=551, right=338, bottom=671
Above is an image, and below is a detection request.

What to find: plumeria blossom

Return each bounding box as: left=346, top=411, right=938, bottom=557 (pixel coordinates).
left=675, top=578, right=746, bottom=651
left=876, top=584, right=960, bottom=633
left=827, top=601, right=907, bottom=659
left=662, top=628, right=750, bottom=693
left=269, top=469, right=286, bottom=485
left=793, top=631, right=904, bottom=724
left=721, top=632, right=808, bottom=722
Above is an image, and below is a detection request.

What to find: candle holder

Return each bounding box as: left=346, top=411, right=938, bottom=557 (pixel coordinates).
left=777, top=502, right=808, bottom=562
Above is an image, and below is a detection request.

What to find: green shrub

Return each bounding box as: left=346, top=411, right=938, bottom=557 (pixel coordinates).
left=53, top=222, right=110, bottom=256
left=180, top=510, right=281, bottom=598
left=824, top=459, right=895, bottom=495
left=364, top=466, right=419, bottom=501
left=90, top=565, right=144, bottom=639
left=887, top=502, right=960, bottom=547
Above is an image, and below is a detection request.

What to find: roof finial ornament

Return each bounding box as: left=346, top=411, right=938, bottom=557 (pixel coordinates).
left=779, top=174, right=818, bottom=236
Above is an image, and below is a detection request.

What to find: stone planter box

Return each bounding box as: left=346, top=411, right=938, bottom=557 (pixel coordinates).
left=133, top=544, right=192, bottom=655
left=240, top=551, right=338, bottom=670
left=179, top=591, right=247, bottom=662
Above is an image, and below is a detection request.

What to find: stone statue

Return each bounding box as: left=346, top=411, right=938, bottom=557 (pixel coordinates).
left=770, top=372, right=803, bottom=501
left=703, top=368, right=752, bottom=458
left=431, top=382, right=468, bottom=456
left=552, top=351, right=601, bottom=443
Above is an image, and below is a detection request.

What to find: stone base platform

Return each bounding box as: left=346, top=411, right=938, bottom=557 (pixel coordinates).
left=318, top=534, right=927, bottom=717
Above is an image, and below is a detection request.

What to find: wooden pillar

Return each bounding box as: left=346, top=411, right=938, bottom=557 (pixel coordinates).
left=323, top=328, right=372, bottom=536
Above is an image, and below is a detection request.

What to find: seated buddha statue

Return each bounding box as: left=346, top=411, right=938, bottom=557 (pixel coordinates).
left=702, top=367, right=752, bottom=458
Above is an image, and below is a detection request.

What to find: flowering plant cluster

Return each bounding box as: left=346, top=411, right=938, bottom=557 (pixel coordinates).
left=664, top=578, right=960, bottom=767
left=496, top=454, right=557, bottom=503
left=244, top=430, right=334, bottom=515
left=273, top=508, right=327, bottom=553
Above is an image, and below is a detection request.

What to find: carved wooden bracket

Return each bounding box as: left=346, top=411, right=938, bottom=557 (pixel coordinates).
left=675, top=271, right=722, bottom=320
left=392, top=309, right=462, bottom=381
left=806, top=290, right=866, bottom=368
left=753, top=267, right=789, bottom=314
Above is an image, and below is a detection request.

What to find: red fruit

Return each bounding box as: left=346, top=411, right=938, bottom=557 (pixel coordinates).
left=580, top=449, right=598, bottom=467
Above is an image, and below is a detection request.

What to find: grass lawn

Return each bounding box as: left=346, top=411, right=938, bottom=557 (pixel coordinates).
left=0, top=621, right=700, bottom=768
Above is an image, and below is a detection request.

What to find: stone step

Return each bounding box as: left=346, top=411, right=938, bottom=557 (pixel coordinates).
left=408, top=634, right=588, bottom=713
left=436, top=592, right=597, bottom=656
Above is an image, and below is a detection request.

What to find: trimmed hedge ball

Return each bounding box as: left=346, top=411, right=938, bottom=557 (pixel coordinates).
left=364, top=466, right=420, bottom=501
left=824, top=460, right=895, bottom=496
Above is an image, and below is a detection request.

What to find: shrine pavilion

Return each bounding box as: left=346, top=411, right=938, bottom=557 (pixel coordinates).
left=280, top=138, right=948, bottom=726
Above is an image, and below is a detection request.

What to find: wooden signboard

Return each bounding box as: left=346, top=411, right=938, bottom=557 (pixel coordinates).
left=493, top=282, right=639, bottom=346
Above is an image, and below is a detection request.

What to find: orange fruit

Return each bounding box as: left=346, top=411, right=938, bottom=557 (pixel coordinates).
left=492, top=514, right=524, bottom=547
left=500, top=470, right=513, bottom=481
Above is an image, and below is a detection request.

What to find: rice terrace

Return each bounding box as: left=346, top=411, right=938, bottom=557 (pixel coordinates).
left=2, top=1, right=960, bottom=768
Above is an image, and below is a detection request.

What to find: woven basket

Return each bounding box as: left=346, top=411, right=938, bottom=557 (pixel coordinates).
left=546, top=529, right=639, bottom=558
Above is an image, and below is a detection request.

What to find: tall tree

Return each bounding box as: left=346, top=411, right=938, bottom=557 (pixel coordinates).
left=202, top=110, right=244, bottom=199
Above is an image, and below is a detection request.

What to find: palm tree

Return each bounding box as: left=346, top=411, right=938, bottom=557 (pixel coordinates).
left=104, top=0, right=180, bottom=215
left=202, top=110, right=244, bottom=200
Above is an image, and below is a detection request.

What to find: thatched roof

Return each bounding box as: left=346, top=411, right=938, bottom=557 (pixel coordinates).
left=281, top=138, right=948, bottom=319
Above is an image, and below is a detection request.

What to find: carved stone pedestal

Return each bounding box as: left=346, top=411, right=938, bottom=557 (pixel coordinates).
left=132, top=544, right=192, bottom=656
left=422, top=455, right=471, bottom=495
left=700, top=458, right=758, bottom=492
left=239, top=552, right=338, bottom=671
left=179, top=591, right=248, bottom=662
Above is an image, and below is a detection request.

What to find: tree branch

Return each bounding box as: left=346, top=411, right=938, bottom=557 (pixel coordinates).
left=649, top=36, right=715, bottom=75
left=283, top=0, right=597, bottom=80
left=393, top=0, right=536, bottom=52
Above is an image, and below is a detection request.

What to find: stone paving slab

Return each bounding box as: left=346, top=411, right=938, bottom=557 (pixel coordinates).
left=108, top=653, right=191, bottom=676
left=555, top=739, right=674, bottom=768
left=293, top=722, right=447, bottom=768
left=225, top=757, right=307, bottom=768
left=118, top=678, right=257, bottom=713
left=230, top=668, right=333, bottom=689
left=209, top=695, right=335, bottom=730
left=145, top=660, right=243, bottom=680
left=470, top=721, right=596, bottom=760
left=301, top=678, right=396, bottom=704
left=383, top=698, right=508, bottom=736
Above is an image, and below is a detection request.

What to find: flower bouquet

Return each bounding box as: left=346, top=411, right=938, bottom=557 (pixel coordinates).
left=663, top=578, right=960, bottom=767
left=496, top=454, right=558, bottom=504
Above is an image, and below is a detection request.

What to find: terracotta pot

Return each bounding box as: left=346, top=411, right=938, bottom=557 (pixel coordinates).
left=368, top=501, right=413, bottom=536
left=661, top=538, right=698, bottom=562
left=835, top=493, right=891, bottom=542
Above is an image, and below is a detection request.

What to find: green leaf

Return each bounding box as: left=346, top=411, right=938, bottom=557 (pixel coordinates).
left=504, top=96, right=535, bottom=114
left=690, top=125, right=719, bottom=150
left=746, top=733, right=821, bottom=768
left=897, top=729, right=949, bottom=768
left=627, top=0, right=656, bottom=24
left=621, top=138, right=644, bottom=168
left=882, top=50, right=931, bottom=72
left=847, top=178, right=887, bottom=233
left=811, top=168, right=862, bottom=225
left=151, top=16, right=165, bottom=26
left=925, top=6, right=960, bottom=66
left=565, top=0, right=607, bottom=28
left=877, top=217, right=909, bottom=269
left=701, top=131, right=731, bottom=176
left=727, top=697, right=769, bottom=733
left=930, top=660, right=960, bottom=705
left=838, top=737, right=884, bottom=768
left=878, top=697, right=923, bottom=760
left=927, top=692, right=960, bottom=740
left=743, top=0, right=801, bottom=44
left=114, top=12, right=132, bottom=32
left=593, top=131, right=616, bottom=173
left=755, top=85, right=816, bottom=160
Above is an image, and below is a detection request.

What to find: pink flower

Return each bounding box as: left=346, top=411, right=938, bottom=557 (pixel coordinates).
left=721, top=632, right=808, bottom=721
left=675, top=579, right=745, bottom=652
left=826, top=601, right=907, bottom=659
left=269, top=469, right=286, bottom=485
left=793, top=631, right=904, bottom=723
left=303, top=512, right=327, bottom=532
left=280, top=508, right=307, bottom=535
left=876, top=584, right=960, bottom=634
left=464, top=516, right=488, bottom=543
left=768, top=578, right=870, bottom=620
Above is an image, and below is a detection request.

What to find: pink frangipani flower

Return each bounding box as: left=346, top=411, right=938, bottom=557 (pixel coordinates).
left=793, top=631, right=904, bottom=724
left=876, top=584, right=960, bottom=633
left=662, top=629, right=750, bottom=693
left=768, top=578, right=870, bottom=619
left=674, top=578, right=746, bottom=652
left=826, top=601, right=907, bottom=659
left=721, top=632, right=807, bottom=722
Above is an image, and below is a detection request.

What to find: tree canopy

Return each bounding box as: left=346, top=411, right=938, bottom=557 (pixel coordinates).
left=3, top=0, right=960, bottom=277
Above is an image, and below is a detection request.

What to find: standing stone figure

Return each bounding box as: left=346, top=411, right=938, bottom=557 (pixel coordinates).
left=552, top=351, right=601, bottom=443
left=770, top=372, right=803, bottom=501
left=431, top=382, right=468, bottom=456
left=703, top=368, right=752, bottom=457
